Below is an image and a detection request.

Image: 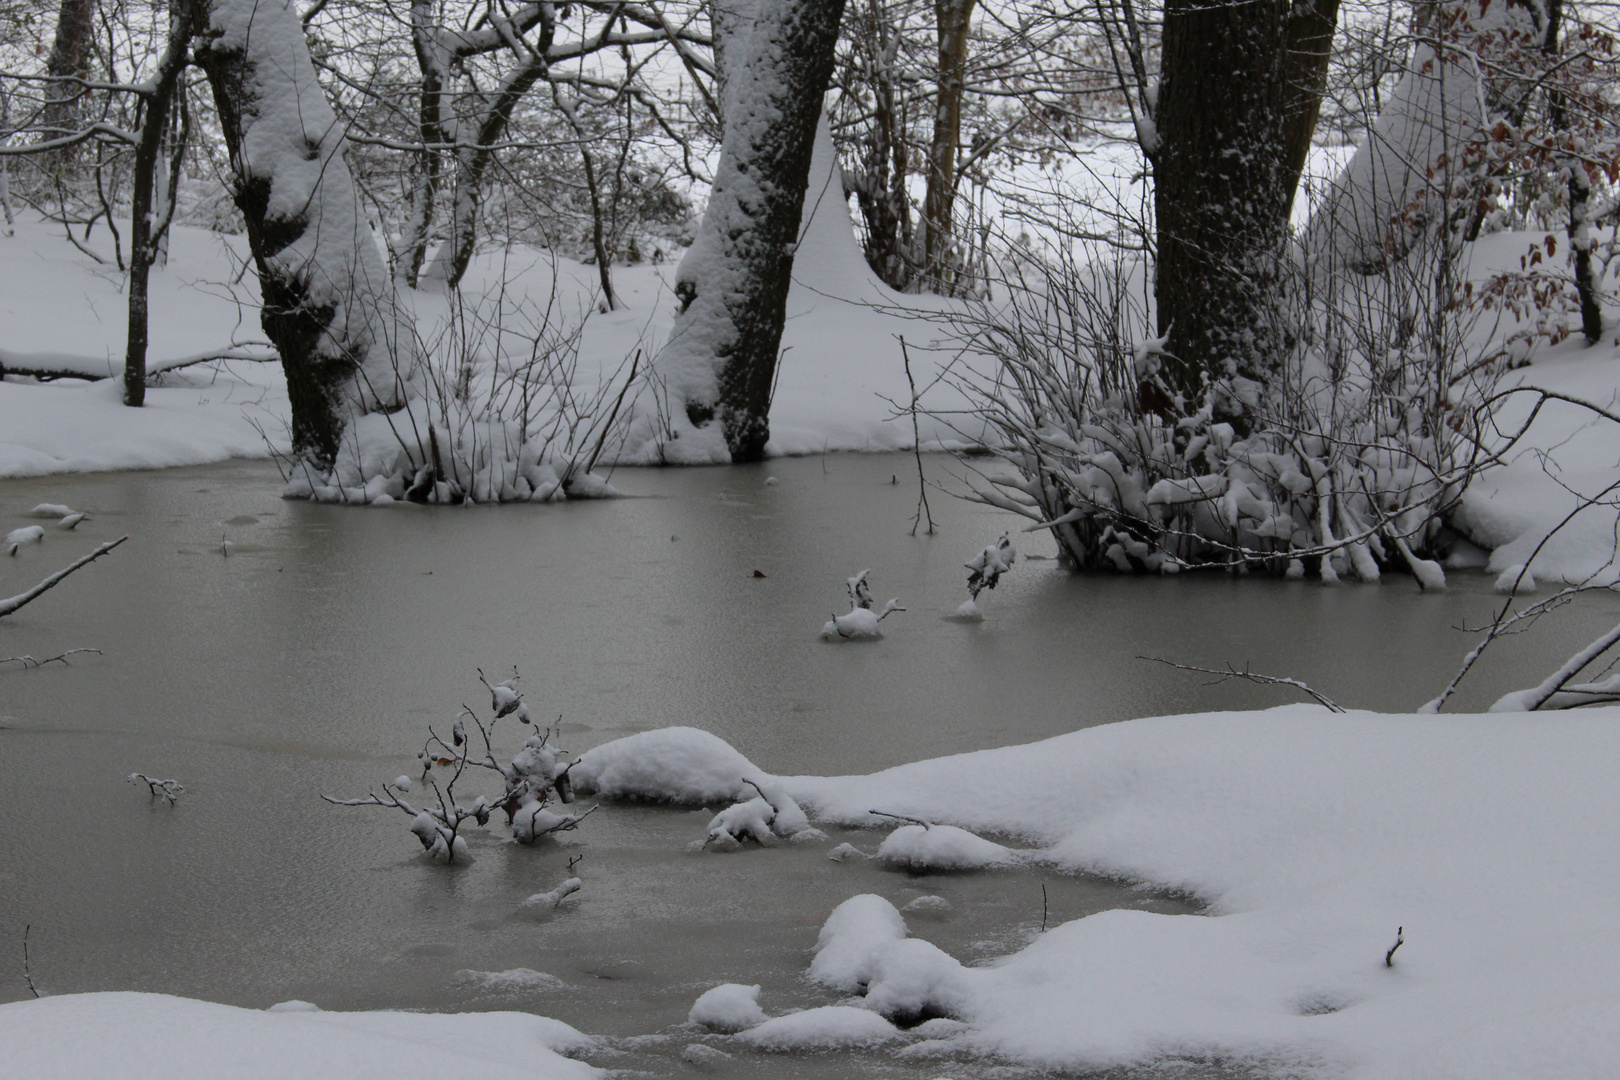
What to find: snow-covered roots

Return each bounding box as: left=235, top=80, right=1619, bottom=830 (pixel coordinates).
left=323, top=667, right=595, bottom=862
left=282, top=287, right=640, bottom=505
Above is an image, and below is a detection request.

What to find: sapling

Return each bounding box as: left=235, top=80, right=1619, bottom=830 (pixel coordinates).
left=821, top=569, right=905, bottom=639
left=324, top=669, right=595, bottom=863
left=956, top=534, right=1016, bottom=618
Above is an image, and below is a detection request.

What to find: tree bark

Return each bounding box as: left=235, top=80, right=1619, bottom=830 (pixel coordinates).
left=920, top=0, right=974, bottom=294
left=190, top=0, right=410, bottom=470
left=1155, top=0, right=1294, bottom=411
left=123, top=13, right=193, bottom=407
left=41, top=0, right=95, bottom=150
left=657, top=0, right=847, bottom=462
left=1279, top=0, right=1341, bottom=219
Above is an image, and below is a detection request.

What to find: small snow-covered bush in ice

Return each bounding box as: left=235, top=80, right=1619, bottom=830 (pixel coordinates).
left=822, top=569, right=906, bottom=639
left=323, top=668, right=595, bottom=862
left=956, top=534, right=1016, bottom=619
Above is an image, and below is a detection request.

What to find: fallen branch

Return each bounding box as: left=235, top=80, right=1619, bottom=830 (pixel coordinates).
left=869, top=809, right=932, bottom=829
left=0, top=649, right=102, bottom=668
left=0, top=537, right=129, bottom=617
left=1385, top=926, right=1404, bottom=967
left=1139, top=655, right=1345, bottom=712
left=22, top=924, right=39, bottom=998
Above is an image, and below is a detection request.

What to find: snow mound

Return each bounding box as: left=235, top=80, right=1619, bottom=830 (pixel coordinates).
left=900, top=894, right=953, bottom=919
left=809, top=894, right=908, bottom=992
left=455, top=968, right=566, bottom=993
left=861, top=936, right=973, bottom=1024
left=874, top=823, right=1022, bottom=871
left=688, top=983, right=768, bottom=1033
left=569, top=727, right=762, bottom=805
left=0, top=991, right=599, bottom=1079
left=739, top=1006, right=903, bottom=1051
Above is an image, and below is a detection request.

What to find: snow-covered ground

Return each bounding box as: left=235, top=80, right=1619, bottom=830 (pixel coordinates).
left=0, top=992, right=600, bottom=1079
left=566, top=715, right=1620, bottom=1079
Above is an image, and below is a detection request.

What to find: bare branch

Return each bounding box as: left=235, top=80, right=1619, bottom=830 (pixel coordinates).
left=0, top=537, right=128, bottom=618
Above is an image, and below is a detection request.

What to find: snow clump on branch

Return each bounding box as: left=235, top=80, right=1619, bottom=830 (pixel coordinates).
left=822, top=569, right=905, bottom=639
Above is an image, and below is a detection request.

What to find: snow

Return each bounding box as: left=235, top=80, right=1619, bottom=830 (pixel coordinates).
left=873, top=822, right=1022, bottom=871
left=808, top=893, right=907, bottom=993
left=577, top=713, right=1620, bottom=1077
left=454, top=967, right=567, bottom=993
left=568, top=726, right=761, bottom=805
left=688, top=982, right=769, bottom=1033
left=739, top=1006, right=903, bottom=1051
left=0, top=992, right=599, bottom=1079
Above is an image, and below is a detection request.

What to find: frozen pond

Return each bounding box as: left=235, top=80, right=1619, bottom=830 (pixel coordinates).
left=3, top=454, right=1616, bottom=1077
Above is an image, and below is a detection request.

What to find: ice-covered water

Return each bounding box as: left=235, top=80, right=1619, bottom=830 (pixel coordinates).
left=3, top=454, right=1615, bottom=1077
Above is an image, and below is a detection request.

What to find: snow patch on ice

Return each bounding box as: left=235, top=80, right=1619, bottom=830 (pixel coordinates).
left=739, top=1006, right=903, bottom=1051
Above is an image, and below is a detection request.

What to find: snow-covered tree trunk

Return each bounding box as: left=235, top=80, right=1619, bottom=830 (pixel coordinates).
left=190, top=0, right=412, bottom=469
left=1154, top=0, right=1294, bottom=411
left=655, top=0, right=847, bottom=462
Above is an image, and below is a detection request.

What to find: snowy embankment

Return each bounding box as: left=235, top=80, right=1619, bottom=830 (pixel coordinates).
left=0, top=992, right=599, bottom=1080
left=573, top=717, right=1620, bottom=1079
left=0, top=124, right=966, bottom=480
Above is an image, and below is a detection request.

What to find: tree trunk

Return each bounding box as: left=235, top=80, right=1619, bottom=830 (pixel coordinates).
left=1279, top=0, right=1341, bottom=219
left=123, top=12, right=193, bottom=407
left=1155, top=0, right=1293, bottom=411
left=42, top=0, right=95, bottom=148
left=190, top=0, right=411, bottom=470
left=656, top=0, right=848, bottom=463
left=920, top=0, right=974, bottom=294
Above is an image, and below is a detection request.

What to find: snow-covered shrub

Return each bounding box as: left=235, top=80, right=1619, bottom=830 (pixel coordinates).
left=283, top=285, right=639, bottom=505
left=323, top=668, right=595, bottom=862
left=941, top=231, right=1509, bottom=585
left=956, top=534, right=1015, bottom=619
left=822, top=569, right=906, bottom=639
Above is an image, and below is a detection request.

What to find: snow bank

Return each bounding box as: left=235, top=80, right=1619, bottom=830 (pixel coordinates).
left=739, top=1006, right=903, bottom=1051
left=602, top=713, right=1620, bottom=1077
left=0, top=992, right=598, bottom=1079
left=568, top=726, right=761, bottom=805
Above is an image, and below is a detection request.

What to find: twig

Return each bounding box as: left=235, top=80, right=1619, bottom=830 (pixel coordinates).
left=1385, top=926, right=1404, bottom=967
left=899, top=336, right=936, bottom=536
left=1138, top=655, right=1345, bottom=712
left=0, top=649, right=102, bottom=669
left=868, top=809, right=931, bottom=829
left=1041, top=883, right=1048, bottom=932
left=0, top=537, right=129, bottom=617
left=22, top=924, right=38, bottom=998
left=128, top=772, right=184, bottom=805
